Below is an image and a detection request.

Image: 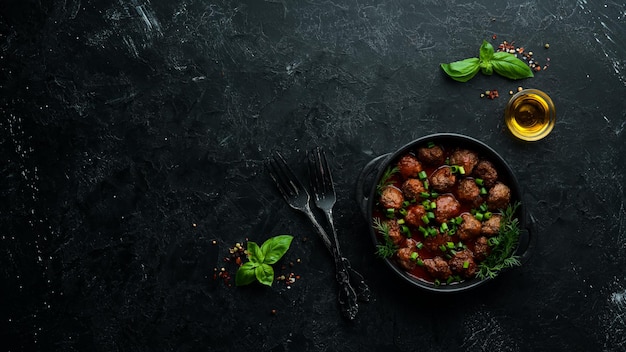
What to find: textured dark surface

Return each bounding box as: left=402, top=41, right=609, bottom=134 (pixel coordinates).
left=2, top=0, right=625, bottom=351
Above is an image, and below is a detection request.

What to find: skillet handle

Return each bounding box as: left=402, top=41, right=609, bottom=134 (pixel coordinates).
left=355, top=153, right=389, bottom=219
left=517, top=210, right=537, bottom=264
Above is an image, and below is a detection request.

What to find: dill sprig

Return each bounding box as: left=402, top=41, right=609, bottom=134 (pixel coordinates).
left=376, top=166, right=399, bottom=195
left=373, top=217, right=397, bottom=258
left=476, top=202, right=522, bottom=280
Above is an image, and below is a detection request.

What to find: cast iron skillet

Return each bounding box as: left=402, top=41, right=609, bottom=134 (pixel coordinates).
left=356, top=133, right=536, bottom=293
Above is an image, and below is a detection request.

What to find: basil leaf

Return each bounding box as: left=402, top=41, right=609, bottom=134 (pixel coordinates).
left=479, top=40, right=494, bottom=62
left=440, top=57, right=480, bottom=82
left=491, top=52, right=534, bottom=80
left=235, top=262, right=258, bottom=286
left=247, top=241, right=264, bottom=264
left=480, top=61, right=493, bottom=75
left=255, top=263, right=275, bottom=286
left=260, top=235, right=293, bottom=264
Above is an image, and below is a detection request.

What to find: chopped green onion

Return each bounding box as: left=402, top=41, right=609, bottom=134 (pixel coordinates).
left=427, top=211, right=435, bottom=219
left=447, top=276, right=455, bottom=284
left=397, top=218, right=405, bottom=225
left=420, top=192, right=430, bottom=199
left=418, top=171, right=427, bottom=180
left=480, top=187, right=488, bottom=195
left=480, top=203, right=489, bottom=212
left=458, top=166, right=465, bottom=175
left=423, top=180, right=429, bottom=190
left=421, top=215, right=430, bottom=225
left=399, top=208, right=408, bottom=216
left=450, top=165, right=459, bottom=173
left=449, top=229, right=456, bottom=235
left=427, top=141, right=435, bottom=148
left=484, top=211, right=493, bottom=220
left=428, top=227, right=438, bottom=236
left=417, top=259, right=424, bottom=266
left=455, top=216, right=463, bottom=224
left=403, top=201, right=411, bottom=207
left=416, top=242, right=424, bottom=249
left=430, top=192, right=439, bottom=198
left=410, top=252, right=418, bottom=260
left=456, top=242, right=464, bottom=249
left=386, top=208, right=395, bottom=214
left=401, top=225, right=410, bottom=233
left=463, top=260, right=470, bottom=269
left=447, top=242, right=455, bottom=249
left=434, top=279, right=441, bottom=286
left=418, top=226, right=427, bottom=235
left=440, top=222, right=449, bottom=232
left=422, top=200, right=431, bottom=209
left=430, top=201, right=436, bottom=209
left=475, top=178, right=484, bottom=186
left=439, top=245, right=447, bottom=252
left=475, top=212, right=484, bottom=221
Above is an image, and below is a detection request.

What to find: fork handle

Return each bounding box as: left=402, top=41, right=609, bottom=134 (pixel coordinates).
left=302, top=211, right=360, bottom=319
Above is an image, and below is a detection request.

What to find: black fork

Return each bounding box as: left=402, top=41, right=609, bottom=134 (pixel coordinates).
left=267, top=151, right=359, bottom=320
left=308, top=147, right=370, bottom=302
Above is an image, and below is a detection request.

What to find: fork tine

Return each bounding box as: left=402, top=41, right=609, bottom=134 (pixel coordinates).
left=318, top=147, right=335, bottom=193
left=268, top=151, right=306, bottom=199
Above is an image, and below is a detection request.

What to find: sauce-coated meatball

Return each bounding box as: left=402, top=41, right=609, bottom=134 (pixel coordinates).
left=450, top=149, right=479, bottom=174
left=396, top=239, right=418, bottom=271
left=481, top=214, right=502, bottom=237
left=430, top=166, right=456, bottom=192
left=397, top=154, right=423, bottom=179
left=457, top=213, right=482, bottom=240
left=417, top=145, right=445, bottom=165
left=487, top=182, right=511, bottom=211
left=434, top=194, right=461, bottom=223
left=423, top=257, right=452, bottom=280
left=457, top=178, right=482, bottom=206
left=473, top=236, right=491, bottom=261
left=449, top=249, right=477, bottom=278
left=380, top=186, right=404, bottom=209
left=423, top=230, right=446, bottom=253
left=473, top=160, right=498, bottom=187
left=385, top=219, right=404, bottom=245
left=405, top=204, right=427, bottom=227
left=401, top=178, right=426, bottom=200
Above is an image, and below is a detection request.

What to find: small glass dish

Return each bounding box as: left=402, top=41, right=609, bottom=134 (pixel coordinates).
left=504, top=89, right=556, bottom=141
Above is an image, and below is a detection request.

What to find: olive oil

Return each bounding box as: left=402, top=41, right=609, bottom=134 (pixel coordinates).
left=504, top=89, right=555, bottom=141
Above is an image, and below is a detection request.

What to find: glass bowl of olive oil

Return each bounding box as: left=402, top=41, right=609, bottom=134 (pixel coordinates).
left=504, top=89, right=556, bottom=141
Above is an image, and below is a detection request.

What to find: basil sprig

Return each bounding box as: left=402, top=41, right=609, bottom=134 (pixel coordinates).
left=235, top=235, right=293, bottom=287
left=441, top=40, right=534, bottom=82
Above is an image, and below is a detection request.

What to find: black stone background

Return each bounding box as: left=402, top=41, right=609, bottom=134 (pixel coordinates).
left=1, top=0, right=625, bottom=351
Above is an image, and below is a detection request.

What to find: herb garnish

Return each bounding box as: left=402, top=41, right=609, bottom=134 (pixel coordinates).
left=441, top=40, right=534, bottom=82
left=235, top=235, right=293, bottom=287
left=373, top=218, right=397, bottom=258
left=376, top=166, right=399, bottom=195
left=476, top=202, right=522, bottom=280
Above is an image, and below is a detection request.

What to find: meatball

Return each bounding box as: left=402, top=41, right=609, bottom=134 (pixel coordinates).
left=405, top=204, right=427, bottom=227
left=450, top=149, right=479, bottom=174
left=434, top=194, right=461, bottom=223
left=423, top=256, right=452, bottom=280
left=487, top=182, right=511, bottom=211
left=449, top=249, right=477, bottom=278
left=397, top=154, right=423, bottom=179
left=473, top=236, right=491, bottom=261
left=473, top=160, right=498, bottom=188
left=457, top=213, right=482, bottom=240
left=401, top=178, right=426, bottom=200
left=481, top=214, right=502, bottom=237
left=385, top=219, right=404, bottom=245
left=457, top=178, right=482, bottom=206
left=430, top=166, right=456, bottom=193
left=423, top=230, right=447, bottom=253
left=380, top=186, right=404, bottom=209
left=396, top=239, right=418, bottom=271
left=417, top=145, right=445, bottom=165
